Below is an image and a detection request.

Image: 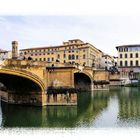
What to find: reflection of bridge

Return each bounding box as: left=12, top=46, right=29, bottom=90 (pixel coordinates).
left=0, top=59, right=118, bottom=106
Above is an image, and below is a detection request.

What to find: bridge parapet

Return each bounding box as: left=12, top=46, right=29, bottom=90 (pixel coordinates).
left=2, top=59, right=76, bottom=68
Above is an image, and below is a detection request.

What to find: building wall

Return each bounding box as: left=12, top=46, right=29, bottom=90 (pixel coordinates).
left=117, top=46, right=140, bottom=68
left=116, top=45, right=140, bottom=78
left=20, top=39, right=102, bottom=68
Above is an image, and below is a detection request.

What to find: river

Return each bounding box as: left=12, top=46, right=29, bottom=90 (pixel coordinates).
left=1, top=87, right=140, bottom=128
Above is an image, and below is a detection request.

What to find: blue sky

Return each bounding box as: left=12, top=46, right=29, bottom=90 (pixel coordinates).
left=1, top=16, right=140, bottom=56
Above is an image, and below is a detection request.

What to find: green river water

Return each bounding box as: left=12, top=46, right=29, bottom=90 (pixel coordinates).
left=1, top=87, right=140, bottom=128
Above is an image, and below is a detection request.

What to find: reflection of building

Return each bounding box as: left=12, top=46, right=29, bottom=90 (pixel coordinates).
left=20, top=39, right=102, bottom=68
left=118, top=88, right=140, bottom=119
left=116, top=45, right=140, bottom=79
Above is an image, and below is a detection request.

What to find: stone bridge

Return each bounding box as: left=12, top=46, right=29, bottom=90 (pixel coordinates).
left=0, top=59, right=120, bottom=106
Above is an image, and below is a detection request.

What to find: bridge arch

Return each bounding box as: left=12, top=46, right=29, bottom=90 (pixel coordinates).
left=0, top=68, right=45, bottom=94
left=74, top=71, right=93, bottom=91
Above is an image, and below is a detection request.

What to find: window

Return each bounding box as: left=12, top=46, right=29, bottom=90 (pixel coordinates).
left=64, top=60, right=66, bottom=63
left=136, top=53, right=138, bottom=58
left=120, top=54, right=122, bottom=58
left=120, top=61, right=123, bottom=66
left=83, top=49, right=85, bottom=52
left=63, top=54, right=66, bottom=58
left=124, top=48, right=128, bottom=52
left=130, top=53, right=133, bottom=58
left=130, top=60, right=133, bottom=66
left=136, top=60, right=139, bottom=66
left=125, top=61, right=128, bottom=66
left=52, top=57, right=54, bottom=61
left=68, top=55, right=71, bottom=60
left=125, top=54, right=127, bottom=58
left=119, top=48, right=123, bottom=52
left=72, top=54, right=75, bottom=60
left=47, top=58, right=50, bottom=62
left=76, top=55, right=78, bottom=59
left=40, top=58, right=42, bottom=61
left=44, top=58, right=46, bottom=61
left=57, top=54, right=60, bottom=59
left=83, top=54, right=86, bottom=59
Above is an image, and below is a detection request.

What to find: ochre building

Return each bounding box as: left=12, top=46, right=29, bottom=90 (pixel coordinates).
left=20, top=39, right=103, bottom=68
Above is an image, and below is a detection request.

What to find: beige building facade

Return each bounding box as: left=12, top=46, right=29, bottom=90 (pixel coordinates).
left=20, top=39, right=102, bottom=68
left=116, top=44, right=140, bottom=79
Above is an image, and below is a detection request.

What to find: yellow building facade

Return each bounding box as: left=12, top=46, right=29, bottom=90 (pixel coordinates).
left=20, top=39, right=102, bottom=68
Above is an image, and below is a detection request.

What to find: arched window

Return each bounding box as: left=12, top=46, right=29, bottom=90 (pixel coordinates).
left=120, top=61, right=123, bottom=66
left=125, top=61, right=127, bottom=66
left=136, top=53, right=138, bottom=58
left=68, top=55, right=71, bottom=60
left=120, top=54, right=122, bottom=58
left=130, top=53, right=133, bottom=58
left=72, top=54, right=75, bottom=60
left=136, top=60, right=139, bottom=66
left=130, top=60, right=133, bottom=66
left=125, top=54, right=127, bottom=58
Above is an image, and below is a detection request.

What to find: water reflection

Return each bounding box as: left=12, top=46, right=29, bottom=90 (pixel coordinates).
left=1, top=87, right=140, bottom=128
left=0, top=91, right=109, bottom=128
left=116, top=87, right=140, bottom=127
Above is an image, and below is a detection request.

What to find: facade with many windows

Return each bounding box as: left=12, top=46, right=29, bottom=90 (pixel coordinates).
left=20, top=39, right=103, bottom=68
left=116, top=45, right=140, bottom=79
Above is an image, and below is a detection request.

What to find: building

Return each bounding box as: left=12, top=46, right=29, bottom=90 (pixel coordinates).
left=0, top=49, right=12, bottom=60
left=116, top=44, right=140, bottom=79
left=20, top=39, right=103, bottom=68
left=100, top=54, right=116, bottom=70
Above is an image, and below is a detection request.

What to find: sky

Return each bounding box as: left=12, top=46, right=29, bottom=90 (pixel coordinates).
left=1, top=0, right=140, bottom=57
left=1, top=16, right=140, bottom=56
